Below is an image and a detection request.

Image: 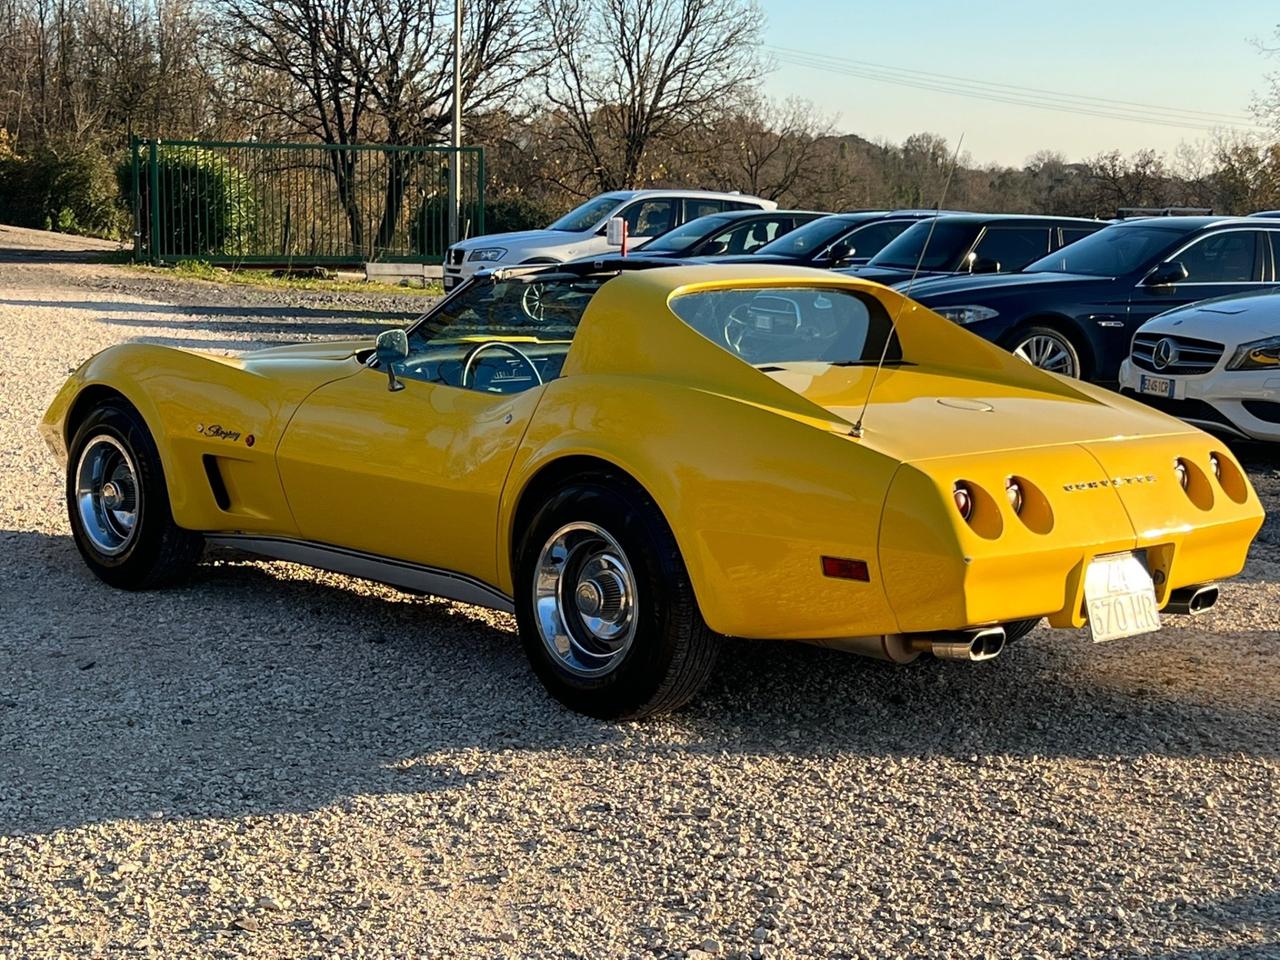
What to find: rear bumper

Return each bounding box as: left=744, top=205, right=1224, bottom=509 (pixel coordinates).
left=877, top=435, right=1263, bottom=632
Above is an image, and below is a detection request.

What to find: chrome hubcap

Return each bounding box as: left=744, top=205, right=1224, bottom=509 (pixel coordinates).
left=534, top=522, right=638, bottom=678
left=1013, top=334, right=1077, bottom=377
left=75, top=435, right=140, bottom=556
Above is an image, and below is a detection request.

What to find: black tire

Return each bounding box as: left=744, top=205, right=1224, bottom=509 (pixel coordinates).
left=1005, top=325, right=1083, bottom=379
left=513, top=473, right=721, bottom=720
left=66, top=400, right=203, bottom=589
left=1002, top=618, right=1041, bottom=643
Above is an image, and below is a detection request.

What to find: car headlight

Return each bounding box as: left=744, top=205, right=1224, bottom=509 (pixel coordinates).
left=934, top=305, right=1000, bottom=325
left=467, top=247, right=507, bottom=263
left=1225, top=335, right=1280, bottom=370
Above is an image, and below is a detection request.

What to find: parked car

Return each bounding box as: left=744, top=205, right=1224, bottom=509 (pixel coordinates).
left=1118, top=291, right=1280, bottom=441
left=442, top=190, right=775, bottom=288
left=845, top=214, right=1106, bottom=286
left=697, top=210, right=949, bottom=269
left=44, top=261, right=1262, bottom=719
left=905, top=217, right=1280, bottom=381
left=585, top=209, right=826, bottom=260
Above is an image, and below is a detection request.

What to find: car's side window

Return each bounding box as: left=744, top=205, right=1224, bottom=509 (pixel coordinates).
left=705, top=218, right=782, bottom=255
left=840, top=220, right=911, bottom=260
left=392, top=276, right=604, bottom=394
left=1177, top=231, right=1262, bottom=283
left=1059, top=227, right=1097, bottom=248
left=684, top=199, right=724, bottom=221
left=971, top=227, right=1052, bottom=271
left=622, top=199, right=677, bottom=238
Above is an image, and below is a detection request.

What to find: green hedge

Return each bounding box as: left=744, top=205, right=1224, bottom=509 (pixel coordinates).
left=118, top=146, right=259, bottom=257
left=0, top=142, right=125, bottom=238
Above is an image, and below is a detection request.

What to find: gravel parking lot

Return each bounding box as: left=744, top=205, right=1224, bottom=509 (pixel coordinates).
left=2, top=226, right=1279, bottom=959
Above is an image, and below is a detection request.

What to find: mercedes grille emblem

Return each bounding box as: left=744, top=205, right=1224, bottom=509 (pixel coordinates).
left=1151, top=337, right=1179, bottom=371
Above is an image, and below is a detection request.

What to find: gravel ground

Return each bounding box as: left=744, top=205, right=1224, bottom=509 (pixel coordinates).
left=1, top=229, right=1279, bottom=959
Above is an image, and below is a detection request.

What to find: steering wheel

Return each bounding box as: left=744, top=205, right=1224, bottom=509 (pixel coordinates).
left=460, top=341, right=544, bottom=390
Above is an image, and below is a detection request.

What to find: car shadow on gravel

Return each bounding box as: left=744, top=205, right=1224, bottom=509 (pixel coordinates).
left=3, top=529, right=1278, bottom=836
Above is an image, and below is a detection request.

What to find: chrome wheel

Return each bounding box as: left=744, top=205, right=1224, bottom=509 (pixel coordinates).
left=1012, top=332, right=1079, bottom=377
left=521, top=283, right=545, bottom=321
left=533, top=522, right=638, bottom=678
left=74, top=435, right=140, bottom=556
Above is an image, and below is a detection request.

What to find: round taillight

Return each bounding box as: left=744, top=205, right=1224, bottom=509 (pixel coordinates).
left=1005, top=479, right=1024, bottom=514
left=1209, top=453, right=1222, bottom=481
left=1174, top=459, right=1189, bottom=490
left=953, top=483, right=974, bottom=521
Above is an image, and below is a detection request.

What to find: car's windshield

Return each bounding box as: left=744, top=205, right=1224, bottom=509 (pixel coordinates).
left=643, top=214, right=735, bottom=252
left=669, top=287, right=900, bottom=366
left=395, top=273, right=607, bottom=393
left=1025, top=224, right=1179, bottom=276
left=867, top=221, right=979, bottom=271
left=546, top=194, right=628, bottom=232
left=755, top=216, right=856, bottom=257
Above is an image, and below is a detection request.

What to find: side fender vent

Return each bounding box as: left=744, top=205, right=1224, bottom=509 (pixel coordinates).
left=202, top=455, right=231, bottom=511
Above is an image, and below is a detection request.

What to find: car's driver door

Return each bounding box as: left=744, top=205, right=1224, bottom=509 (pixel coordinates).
left=275, top=275, right=589, bottom=591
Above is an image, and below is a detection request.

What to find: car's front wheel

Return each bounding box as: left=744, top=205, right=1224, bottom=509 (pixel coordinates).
left=66, top=400, right=203, bottom=589
left=514, top=474, right=721, bottom=719
left=1009, top=326, right=1082, bottom=378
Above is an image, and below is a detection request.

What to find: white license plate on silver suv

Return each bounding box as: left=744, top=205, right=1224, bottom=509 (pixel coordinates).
left=1084, top=552, right=1161, bottom=643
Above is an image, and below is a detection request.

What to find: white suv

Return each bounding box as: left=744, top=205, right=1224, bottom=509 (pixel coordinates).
left=1119, top=291, right=1280, bottom=442
left=443, top=189, right=776, bottom=289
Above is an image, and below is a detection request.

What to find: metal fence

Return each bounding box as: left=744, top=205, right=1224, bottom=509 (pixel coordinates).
left=129, top=137, right=484, bottom=266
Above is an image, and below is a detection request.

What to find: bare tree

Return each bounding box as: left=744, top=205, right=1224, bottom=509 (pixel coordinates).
left=220, top=0, right=547, bottom=251
left=539, top=0, right=763, bottom=192
left=698, top=96, right=833, bottom=202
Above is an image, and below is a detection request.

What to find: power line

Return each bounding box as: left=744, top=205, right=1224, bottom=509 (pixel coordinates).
left=768, top=46, right=1264, bottom=133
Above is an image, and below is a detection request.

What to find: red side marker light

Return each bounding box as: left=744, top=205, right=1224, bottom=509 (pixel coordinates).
left=821, top=556, right=869, bottom=581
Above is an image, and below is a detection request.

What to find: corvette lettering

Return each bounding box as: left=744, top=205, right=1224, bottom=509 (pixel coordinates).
left=1062, top=475, right=1156, bottom=492
left=197, top=423, right=242, bottom=442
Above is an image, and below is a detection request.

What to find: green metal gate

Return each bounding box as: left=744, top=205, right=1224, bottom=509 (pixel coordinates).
left=129, top=137, right=484, bottom=266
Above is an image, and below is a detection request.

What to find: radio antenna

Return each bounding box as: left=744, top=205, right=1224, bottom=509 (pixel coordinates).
left=850, top=133, right=966, bottom=439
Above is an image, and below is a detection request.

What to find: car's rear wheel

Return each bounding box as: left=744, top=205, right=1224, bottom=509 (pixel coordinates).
left=514, top=474, right=721, bottom=719
left=66, top=401, right=203, bottom=589
left=1009, top=326, right=1082, bottom=378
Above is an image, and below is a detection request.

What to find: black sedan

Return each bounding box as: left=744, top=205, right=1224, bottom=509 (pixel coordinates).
left=845, top=214, right=1106, bottom=286
left=905, top=216, right=1280, bottom=382
left=695, top=210, right=952, bottom=269
left=630, top=209, right=826, bottom=259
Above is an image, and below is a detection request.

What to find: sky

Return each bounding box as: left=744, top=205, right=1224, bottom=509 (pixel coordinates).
left=758, top=0, right=1277, bottom=167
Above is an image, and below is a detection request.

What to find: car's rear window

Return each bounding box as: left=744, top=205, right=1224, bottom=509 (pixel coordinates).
left=669, top=287, right=900, bottom=366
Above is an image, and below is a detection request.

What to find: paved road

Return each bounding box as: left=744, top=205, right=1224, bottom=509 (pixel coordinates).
left=1, top=231, right=1278, bottom=959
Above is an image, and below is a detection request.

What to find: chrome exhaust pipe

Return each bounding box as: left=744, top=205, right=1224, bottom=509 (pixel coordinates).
left=1165, top=583, right=1219, bottom=616
left=908, top=626, right=1006, bottom=662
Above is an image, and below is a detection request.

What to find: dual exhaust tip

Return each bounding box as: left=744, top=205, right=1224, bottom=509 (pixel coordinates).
left=821, top=583, right=1219, bottom=664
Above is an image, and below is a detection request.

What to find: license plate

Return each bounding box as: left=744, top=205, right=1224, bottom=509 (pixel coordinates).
left=442, top=275, right=457, bottom=289
left=1139, top=374, right=1174, bottom=398
left=1084, top=553, right=1161, bottom=643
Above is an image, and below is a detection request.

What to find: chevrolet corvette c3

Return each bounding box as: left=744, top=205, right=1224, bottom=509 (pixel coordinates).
left=41, top=262, right=1264, bottom=718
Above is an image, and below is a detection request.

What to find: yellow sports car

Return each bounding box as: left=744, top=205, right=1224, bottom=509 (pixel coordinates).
left=42, top=262, right=1264, bottom=718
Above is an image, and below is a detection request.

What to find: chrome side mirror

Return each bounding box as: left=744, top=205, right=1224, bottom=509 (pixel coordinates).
left=374, top=329, right=409, bottom=392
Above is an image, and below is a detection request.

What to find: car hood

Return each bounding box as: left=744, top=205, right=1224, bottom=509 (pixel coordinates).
left=899, top=270, right=1103, bottom=300
left=760, top=361, right=1191, bottom=462
left=451, top=229, right=581, bottom=251
left=1140, top=299, right=1280, bottom=344
left=847, top=265, right=939, bottom=285
left=240, top=339, right=372, bottom=366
